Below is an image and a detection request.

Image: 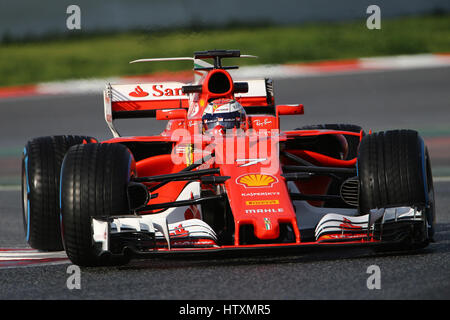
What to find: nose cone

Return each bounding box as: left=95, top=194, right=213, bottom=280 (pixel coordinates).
left=247, top=210, right=281, bottom=240
left=213, top=132, right=301, bottom=245
left=223, top=168, right=299, bottom=244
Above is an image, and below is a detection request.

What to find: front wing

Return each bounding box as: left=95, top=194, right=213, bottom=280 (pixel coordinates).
left=91, top=205, right=428, bottom=258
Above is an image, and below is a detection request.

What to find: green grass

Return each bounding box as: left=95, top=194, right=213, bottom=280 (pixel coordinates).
left=1, top=14, right=449, bottom=87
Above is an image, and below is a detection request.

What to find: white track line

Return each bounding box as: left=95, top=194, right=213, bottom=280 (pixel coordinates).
left=0, top=249, right=69, bottom=269
left=434, top=176, right=450, bottom=182
left=0, top=185, right=21, bottom=191
left=0, top=250, right=67, bottom=261
left=1, top=53, right=449, bottom=99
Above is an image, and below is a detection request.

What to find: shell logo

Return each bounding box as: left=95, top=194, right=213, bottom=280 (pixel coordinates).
left=236, top=174, right=278, bottom=188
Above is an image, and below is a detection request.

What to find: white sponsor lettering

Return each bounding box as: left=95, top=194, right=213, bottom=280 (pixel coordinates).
left=236, top=158, right=267, bottom=167
left=245, top=208, right=284, bottom=214
left=254, top=119, right=272, bottom=127
left=242, top=192, right=281, bottom=197
left=179, top=304, right=214, bottom=318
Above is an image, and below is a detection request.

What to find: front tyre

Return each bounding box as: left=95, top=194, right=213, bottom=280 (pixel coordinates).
left=22, top=135, right=97, bottom=251
left=60, top=143, right=134, bottom=266
left=358, top=130, right=435, bottom=249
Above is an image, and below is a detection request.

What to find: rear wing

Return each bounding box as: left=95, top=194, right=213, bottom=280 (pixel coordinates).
left=104, top=50, right=273, bottom=137
left=104, top=79, right=274, bottom=137
left=104, top=81, right=188, bottom=137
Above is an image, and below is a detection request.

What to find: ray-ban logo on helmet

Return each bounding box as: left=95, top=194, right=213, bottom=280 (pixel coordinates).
left=237, top=174, right=278, bottom=188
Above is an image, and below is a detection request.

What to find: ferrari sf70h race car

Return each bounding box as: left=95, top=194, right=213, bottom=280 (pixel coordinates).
left=21, top=50, right=435, bottom=266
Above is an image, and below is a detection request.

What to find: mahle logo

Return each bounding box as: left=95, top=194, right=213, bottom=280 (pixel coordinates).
left=245, top=208, right=284, bottom=214
left=245, top=200, right=279, bottom=206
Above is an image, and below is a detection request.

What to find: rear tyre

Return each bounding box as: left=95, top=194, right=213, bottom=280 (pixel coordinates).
left=22, top=135, right=97, bottom=251
left=60, top=143, right=134, bottom=266
left=357, top=130, right=435, bottom=249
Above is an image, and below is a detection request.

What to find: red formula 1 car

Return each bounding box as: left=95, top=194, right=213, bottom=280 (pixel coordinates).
left=21, top=50, right=435, bottom=266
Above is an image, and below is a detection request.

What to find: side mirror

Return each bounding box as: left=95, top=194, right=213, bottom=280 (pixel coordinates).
left=276, top=104, right=304, bottom=115
left=233, top=82, right=249, bottom=93
left=156, top=109, right=187, bottom=121
left=182, top=85, right=202, bottom=94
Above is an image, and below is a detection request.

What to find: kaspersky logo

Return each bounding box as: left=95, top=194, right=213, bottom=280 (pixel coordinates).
left=236, top=174, right=278, bottom=188
left=129, top=85, right=149, bottom=97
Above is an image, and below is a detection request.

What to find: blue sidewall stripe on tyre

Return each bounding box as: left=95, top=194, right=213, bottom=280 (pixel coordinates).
left=419, top=137, right=429, bottom=205
left=59, top=156, right=66, bottom=238
left=24, top=147, right=31, bottom=242
left=127, top=154, right=132, bottom=182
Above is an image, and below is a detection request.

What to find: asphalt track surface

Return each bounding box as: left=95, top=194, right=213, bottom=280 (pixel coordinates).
left=0, top=67, right=449, bottom=301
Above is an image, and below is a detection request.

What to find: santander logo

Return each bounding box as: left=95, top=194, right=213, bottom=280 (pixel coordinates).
left=128, top=84, right=185, bottom=98
left=129, top=86, right=149, bottom=97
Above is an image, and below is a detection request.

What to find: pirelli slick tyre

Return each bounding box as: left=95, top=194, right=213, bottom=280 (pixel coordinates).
left=21, top=135, right=97, bottom=251
left=60, top=143, right=134, bottom=267
left=357, top=130, right=435, bottom=248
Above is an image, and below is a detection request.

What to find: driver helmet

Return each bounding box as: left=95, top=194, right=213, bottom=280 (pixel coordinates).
left=202, top=98, right=246, bottom=132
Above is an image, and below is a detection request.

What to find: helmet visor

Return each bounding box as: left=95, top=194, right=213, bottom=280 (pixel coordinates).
left=202, top=110, right=242, bottom=131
